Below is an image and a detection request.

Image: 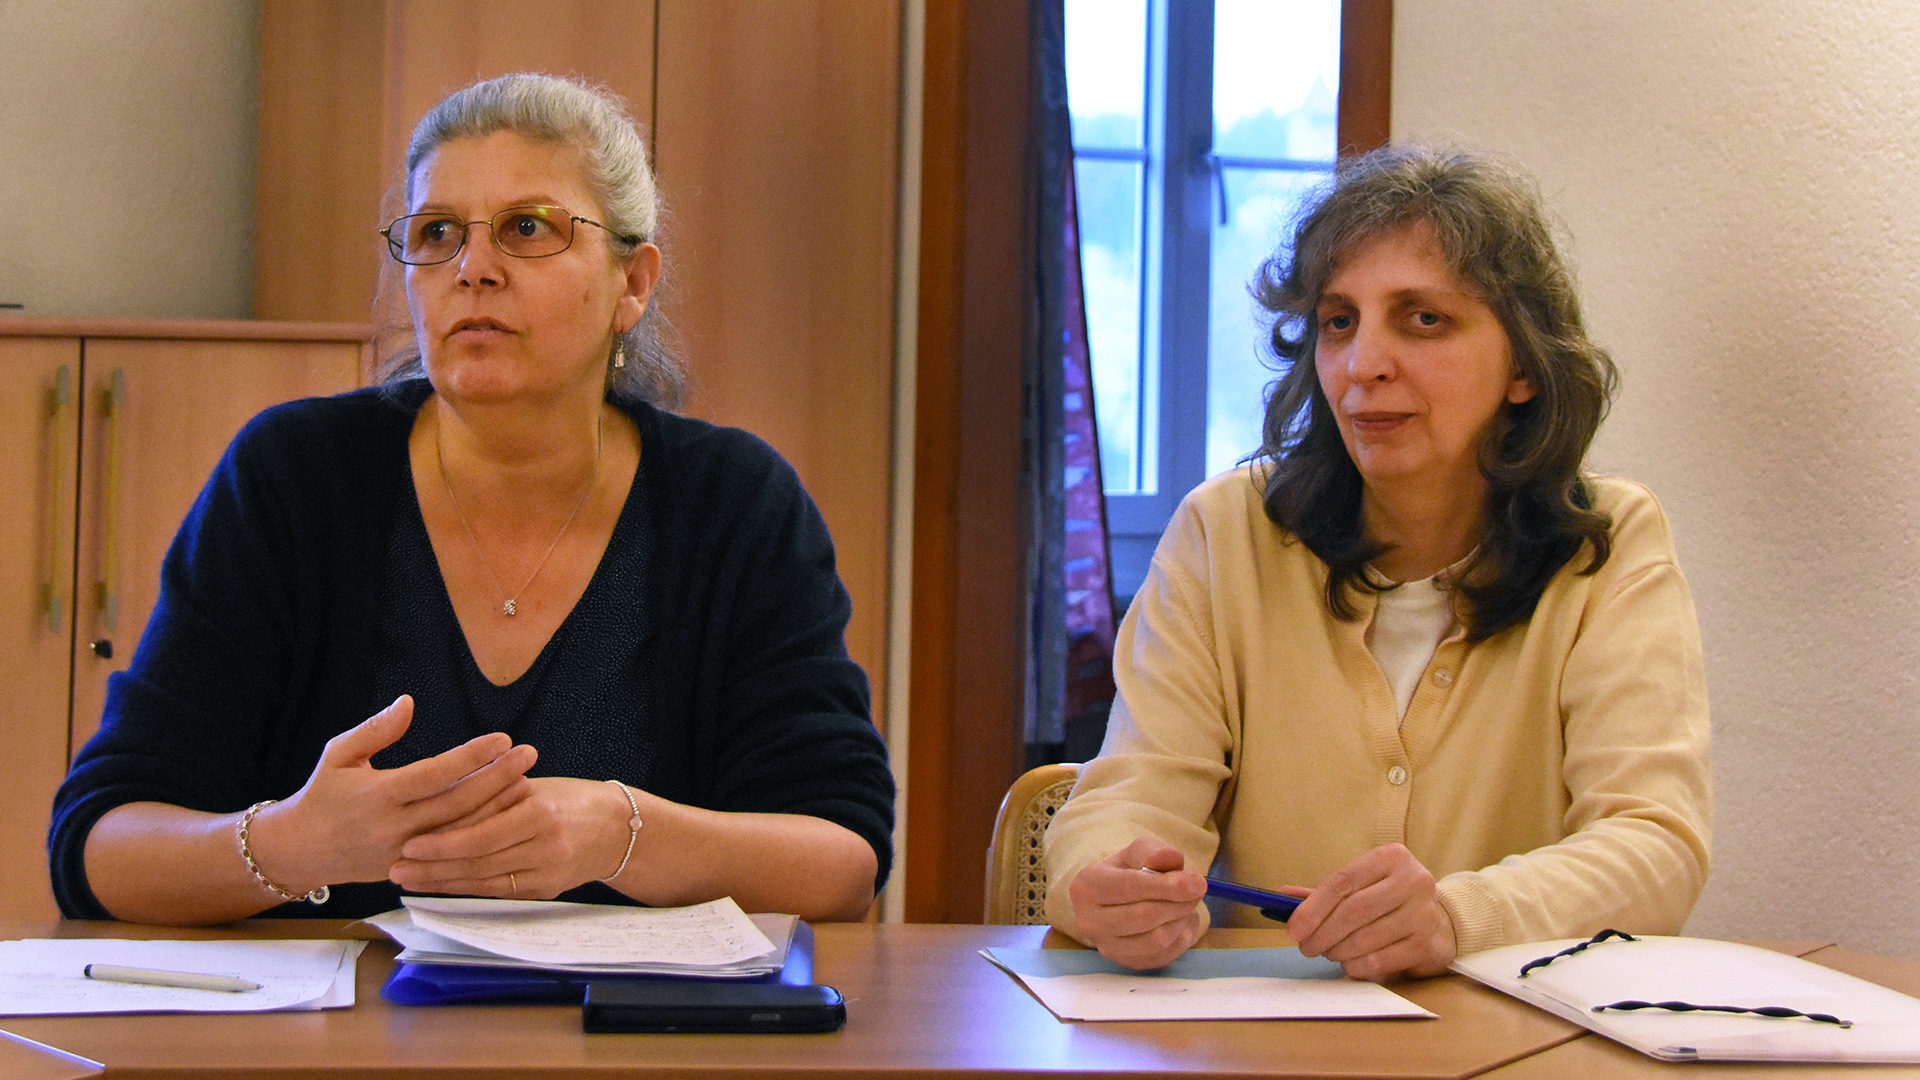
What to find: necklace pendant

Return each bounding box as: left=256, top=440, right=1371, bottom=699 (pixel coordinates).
left=502, top=599, right=517, bottom=617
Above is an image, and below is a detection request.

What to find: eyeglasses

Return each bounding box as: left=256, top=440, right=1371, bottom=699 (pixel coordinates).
left=379, top=205, right=637, bottom=265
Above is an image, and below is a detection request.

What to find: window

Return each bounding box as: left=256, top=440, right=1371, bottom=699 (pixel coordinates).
left=1067, top=0, right=1344, bottom=596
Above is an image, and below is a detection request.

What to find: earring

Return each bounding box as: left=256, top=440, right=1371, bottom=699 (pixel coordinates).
left=613, top=343, right=627, bottom=370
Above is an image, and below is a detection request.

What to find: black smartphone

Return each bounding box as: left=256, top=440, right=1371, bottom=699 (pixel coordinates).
left=582, top=981, right=846, bottom=1034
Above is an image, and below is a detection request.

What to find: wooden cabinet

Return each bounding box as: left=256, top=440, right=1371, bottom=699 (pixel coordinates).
left=0, top=335, right=82, bottom=923
left=0, top=319, right=367, bottom=919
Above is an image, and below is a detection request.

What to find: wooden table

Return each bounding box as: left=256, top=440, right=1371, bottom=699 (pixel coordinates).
left=0, top=920, right=1907, bottom=1079
left=0, top=919, right=1578, bottom=1079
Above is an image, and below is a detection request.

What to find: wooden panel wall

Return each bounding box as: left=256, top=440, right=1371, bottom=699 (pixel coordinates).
left=378, top=0, right=660, bottom=191
left=255, top=2, right=899, bottom=741
left=254, top=0, right=386, bottom=325
left=651, top=1, right=901, bottom=741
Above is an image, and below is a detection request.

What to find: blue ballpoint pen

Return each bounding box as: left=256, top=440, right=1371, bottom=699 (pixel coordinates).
left=1204, top=876, right=1303, bottom=922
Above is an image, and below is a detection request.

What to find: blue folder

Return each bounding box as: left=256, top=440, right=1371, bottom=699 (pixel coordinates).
left=382, top=920, right=815, bottom=1005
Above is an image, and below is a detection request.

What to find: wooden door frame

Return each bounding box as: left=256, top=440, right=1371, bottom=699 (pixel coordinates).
left=904, top=0, right=1033, bottom=924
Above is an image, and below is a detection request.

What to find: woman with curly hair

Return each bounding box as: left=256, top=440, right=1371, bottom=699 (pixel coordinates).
left=1045, top=146, right=1709, bottom=981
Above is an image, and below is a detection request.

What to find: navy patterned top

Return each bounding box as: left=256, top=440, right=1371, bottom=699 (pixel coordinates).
left=49, top=380, right=893, bottom=918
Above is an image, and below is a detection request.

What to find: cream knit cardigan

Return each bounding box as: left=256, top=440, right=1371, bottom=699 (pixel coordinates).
left=1044, top=471, right=1711, bottom=957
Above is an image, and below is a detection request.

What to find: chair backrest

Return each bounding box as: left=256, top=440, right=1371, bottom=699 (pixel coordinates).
left=983, top=762, right=1081, bottom=924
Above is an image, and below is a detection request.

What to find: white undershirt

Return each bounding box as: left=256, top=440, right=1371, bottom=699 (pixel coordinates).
left=1365, top=571, right=1459, bottom=724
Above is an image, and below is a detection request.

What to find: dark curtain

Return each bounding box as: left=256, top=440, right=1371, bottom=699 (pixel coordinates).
left=1024, top=0, right=1117, bottom=769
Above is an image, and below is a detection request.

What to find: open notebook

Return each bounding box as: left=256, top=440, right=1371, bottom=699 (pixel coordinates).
left=1452, top=933, right=1920, bottom=1063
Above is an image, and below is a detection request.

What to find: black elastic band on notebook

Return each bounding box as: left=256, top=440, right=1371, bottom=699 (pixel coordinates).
left=1593, top=999, right=1853, bottom=1028
left=1517, top=929, right=1639, bottom=978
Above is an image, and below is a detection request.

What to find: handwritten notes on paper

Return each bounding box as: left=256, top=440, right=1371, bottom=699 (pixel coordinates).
left=366, top=896, right=789, bottom=976
left=0, top=938, right=364, bottom=1015
left=981, top=946, right=1434, bottom=1022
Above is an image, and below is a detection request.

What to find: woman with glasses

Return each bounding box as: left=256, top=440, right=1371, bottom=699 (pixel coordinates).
left=1043, top=147, right=1710, bottom=981
left=48, top=73, right=893, bottom=924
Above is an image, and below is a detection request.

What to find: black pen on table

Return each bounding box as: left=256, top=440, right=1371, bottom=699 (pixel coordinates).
left=82, top=963, right=262, bottom=993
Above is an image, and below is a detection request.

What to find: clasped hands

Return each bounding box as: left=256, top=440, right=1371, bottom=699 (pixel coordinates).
left=246, top=695, right=636, bottom=902
left=1066, top=836, right=1458, bottom=981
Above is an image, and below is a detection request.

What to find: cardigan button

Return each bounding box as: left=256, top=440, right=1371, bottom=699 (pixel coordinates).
left=1387, top=765, right=1409, bottom=786
left=1431, top=668, right=1455, bottom=687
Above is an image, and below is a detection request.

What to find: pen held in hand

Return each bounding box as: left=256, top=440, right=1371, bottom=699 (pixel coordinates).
left=1204, top=877, right=1304, bottom=922
left=82, top=963, right=262, bottom=993
left=1135, top=867, right=1304, bottom=922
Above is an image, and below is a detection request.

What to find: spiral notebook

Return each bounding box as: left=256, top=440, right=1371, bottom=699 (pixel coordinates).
left=1452, top=933, right=1920, bottom=1063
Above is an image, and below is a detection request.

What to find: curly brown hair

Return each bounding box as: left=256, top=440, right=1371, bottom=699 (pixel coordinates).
left=1252, top=145, right=1619, bottom=640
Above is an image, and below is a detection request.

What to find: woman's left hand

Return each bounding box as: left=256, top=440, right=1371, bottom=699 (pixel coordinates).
left=386, top=777, right=633, bottom=899
left=1284, top=843, right=1458, bottom=981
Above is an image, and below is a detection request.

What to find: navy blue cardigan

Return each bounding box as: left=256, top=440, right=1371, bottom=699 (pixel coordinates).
left=49, top=381, right=893, bottom=918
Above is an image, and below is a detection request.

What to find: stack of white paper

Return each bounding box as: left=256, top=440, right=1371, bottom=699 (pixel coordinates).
left=0, top=938, right=365, bottom=1015
left=366, top=896, right=794, bottom=977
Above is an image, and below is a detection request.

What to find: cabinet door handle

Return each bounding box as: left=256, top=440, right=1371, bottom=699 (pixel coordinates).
left=43, top=364, right=71, bottom=632
left=98, top=367, right=125, bottom=632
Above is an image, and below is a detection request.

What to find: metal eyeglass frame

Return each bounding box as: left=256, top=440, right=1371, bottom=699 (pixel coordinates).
left=379, top=205, right=639, bottom=265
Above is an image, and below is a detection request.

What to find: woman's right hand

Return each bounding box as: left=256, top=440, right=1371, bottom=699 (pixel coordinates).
left=243, top=695, right=538, bottom=895
left=1065, top=836, right=1208, bottom=969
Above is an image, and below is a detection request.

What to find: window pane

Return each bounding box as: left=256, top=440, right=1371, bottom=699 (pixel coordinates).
left=1074, top=157, right=1146, bottom=493
left=1205, top=0, right=1340, bottom=478
left=1212, top=0, right=1340, bottom=161
left=1065, top=0, right=1146, bottom=151
left=1206, top=166, right=1326, bottom=477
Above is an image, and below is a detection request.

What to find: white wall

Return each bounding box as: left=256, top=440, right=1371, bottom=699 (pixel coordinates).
left=0, top=0, right=258, bottom=317
left=1394, top=1, right=1920, bottom=958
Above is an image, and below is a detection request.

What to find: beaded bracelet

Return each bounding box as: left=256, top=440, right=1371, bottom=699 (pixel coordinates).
left=238, top=800, right=330, bottom=905
left=599, top=780, right=644, bottom=882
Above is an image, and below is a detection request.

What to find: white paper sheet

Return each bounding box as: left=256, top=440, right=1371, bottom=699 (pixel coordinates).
left=982, top=946, right=1434, bottom=1022
left=0, top=938, right=365, bottom=1016
left=366, top=896, right=782, bottom=975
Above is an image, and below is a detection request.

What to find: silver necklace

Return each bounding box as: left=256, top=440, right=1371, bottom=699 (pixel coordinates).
left=435, top=409, right=602, bottom=617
